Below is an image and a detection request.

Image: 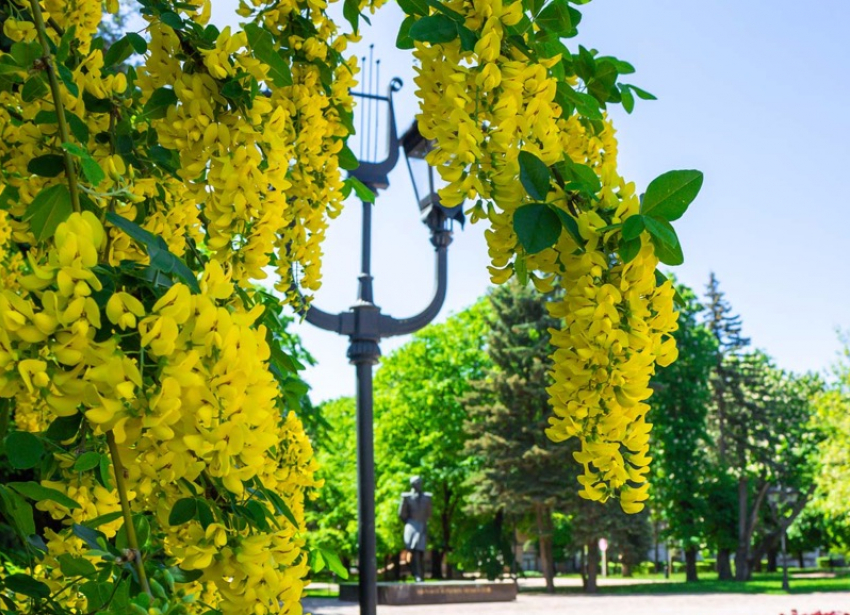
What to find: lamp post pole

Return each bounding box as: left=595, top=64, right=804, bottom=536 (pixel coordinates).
left=767, top=485, right=792, bottom=593
left=299, top=76, right=459, bottom=615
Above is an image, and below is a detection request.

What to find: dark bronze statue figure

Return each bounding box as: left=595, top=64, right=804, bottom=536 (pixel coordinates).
left=398, top=476, right=432, bottom=582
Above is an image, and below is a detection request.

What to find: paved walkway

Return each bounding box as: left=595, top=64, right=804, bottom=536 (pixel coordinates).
left=303, top=591, right=850, bottom=615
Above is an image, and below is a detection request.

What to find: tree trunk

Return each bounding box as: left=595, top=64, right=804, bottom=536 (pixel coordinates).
left=439, top=481, right=452, bottom=581
left=797, top=552, right=804, bottom=569
left=735, top=476, right=750, bottom=581
left=622, top=562, right=632, bottom=577
left=535, top=503, right=555, bottom=593
left=717, top=548, right=733, bottom=580
left=585, top=540, right=598, bottom=593
left=766, top=546, right=778, bottom=573
left=431, top=548, right=443, bottom=579
left=685, top=547, right=699, bottom=583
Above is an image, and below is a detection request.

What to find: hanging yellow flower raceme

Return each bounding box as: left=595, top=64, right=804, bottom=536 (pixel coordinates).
left=408, top=0, right=701, bottom=512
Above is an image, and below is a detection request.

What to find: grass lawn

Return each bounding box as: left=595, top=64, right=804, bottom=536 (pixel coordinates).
left=305, top=571, right=850, bottom=598
left=522, top=571, right=850, bottom=595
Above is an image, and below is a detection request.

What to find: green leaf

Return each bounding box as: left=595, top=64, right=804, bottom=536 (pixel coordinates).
left=195, top=499, right=214, bottom=529
left=244, top=24, right=293, bottom=88
left=398, top=0, right=429, bottom=15
left=643, top=215, right=678, bottom=248
left=320, top=548, right=349, bottom=579
left=4, top=574, right=50, bottom=599
left=44, top=413, right=82, bottom=441
left=626, top=84, right=657, bottom=100
left=21, top=75, right=48, bottom=102
left=160, top=11, right=184, bottom=30
left=343, top=0, right=360, bottom=32
left=514, top=253, right=528, bottom=286
left=72, top=523, right=108, bottom=551
left=126, top=32, right=148, bottom=55
left=0, top=185, right=19, bottom=211
left=640, top=170, right=704, bottom=221
left=82, top=510, right=124, bottom=529
left=169, top=497, right=197, bottom=526
left=4, top=431, right=44, bottom=469
left=457, top=24, right=478, bottom=52
left=518, top=151, right=552, bottom=200
left=56, top=26, right=76, bottom=63
left=57, top=554, right=97, bottom=577
left=62, top=142, right=105, bottom=186
left=396, top=15, right=415, bottom=50
left=536, top=0, right=579, bottom=36
left=103, top=36, right=133, bottom=68
left=424, top=0, right=466, bottom=22
left=67, top=112, right=90, bottom=143
left=98, top=454, right=112, bottom=489
left=555, top=82, right=602, bottom=120
left=117, top=514, right=150, bottom=550
left=9, top=481, right=81, bottom=509
left=74, top=451, right=102, bottom=473
left=648, top=222, right=684, bottom=266
left=409, top=15, right=459, bottom=44
left=338, top=144, right=359, bottom=171
left=513, top=203, right=562, bottom=254
left=28, top=154, right=66, bottom=178
left=344, top=177, right=375, bottom=203
left=10, top=41, right=43, bottom=68
left=80, top=581, right=112, bottom=611
left=105, top=212, right=200, bottom=292
left=523, top=0, right=546, bottom=17
left=0, top=485, right=36, bottom=536
left=57, top=64, right=79, bottom=97
left=25, top=184, right=73, bottom=241
left=619, top=237, right=641, bottom=264
left=552, top=208, right=584, bottom=247
left=621, top=215, right=645, bottom=242
left=263, top=488, right=299, bottom=528
left=169, top=567, right=203, bottom=584
left=556, top=159, right=601, bottom=195
left=141, top=86, right=177, bottom=121
left=619, top=84, right=635, bottom=114
left=311, top=549, right=326, bottom=573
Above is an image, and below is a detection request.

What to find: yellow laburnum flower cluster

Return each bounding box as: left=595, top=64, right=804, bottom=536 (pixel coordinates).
left=2, top=212, right=319, bottom=614
left=0, top=0, right=361, bottom=611
left=413, top=0, right=680, bottom=511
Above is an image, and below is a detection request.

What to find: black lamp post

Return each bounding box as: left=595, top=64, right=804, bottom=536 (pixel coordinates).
left=767, top=485, right=793, bottom=592
left=299, top=76, right=461, bottom=615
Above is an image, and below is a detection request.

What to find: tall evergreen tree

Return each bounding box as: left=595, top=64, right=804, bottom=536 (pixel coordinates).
left=703, top=273, right=750, bottom=579
left=464, top=282, right=575, bottom=593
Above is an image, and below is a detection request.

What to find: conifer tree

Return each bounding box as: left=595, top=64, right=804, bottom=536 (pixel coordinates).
left=703, top=273, right=750, bottom=579
left=464, top=282, right=575, bottom=593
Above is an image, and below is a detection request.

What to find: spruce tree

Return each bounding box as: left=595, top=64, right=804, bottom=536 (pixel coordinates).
left=464, top=281, right=575, bottom=593
left=703, top=273, right=750, bottom=579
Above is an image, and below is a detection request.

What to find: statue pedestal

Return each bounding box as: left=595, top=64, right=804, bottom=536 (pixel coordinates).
left=339, top=581, right=517, bottom=605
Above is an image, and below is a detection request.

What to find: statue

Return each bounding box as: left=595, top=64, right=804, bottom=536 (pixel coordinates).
left=398, top=475, right=432, bottom=582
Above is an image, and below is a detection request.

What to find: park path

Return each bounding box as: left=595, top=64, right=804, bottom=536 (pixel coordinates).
left=303, top=591, right=850, bottom=615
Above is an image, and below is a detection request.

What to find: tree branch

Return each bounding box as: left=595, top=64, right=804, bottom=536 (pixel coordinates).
left=29, top=0, right=80, bottom=213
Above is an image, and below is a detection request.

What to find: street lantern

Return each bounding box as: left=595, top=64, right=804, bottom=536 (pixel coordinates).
left=297, top=64, right=461, bottom=615
left=400, top=121, right=465, bottom=234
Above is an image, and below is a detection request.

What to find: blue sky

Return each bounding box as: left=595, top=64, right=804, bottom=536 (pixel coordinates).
left=210, top=0, right=850, bottom=402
